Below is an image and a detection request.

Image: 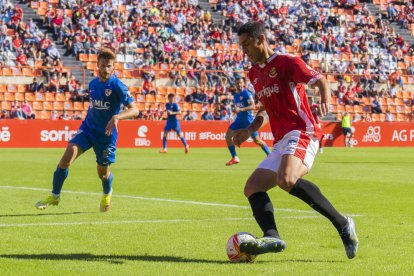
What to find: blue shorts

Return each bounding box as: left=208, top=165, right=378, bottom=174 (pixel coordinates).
left=70, top=127, right=116, bottom=166
left=229, top=120, right=258, bottom=139
left=164, top=122, right=181, bottom=134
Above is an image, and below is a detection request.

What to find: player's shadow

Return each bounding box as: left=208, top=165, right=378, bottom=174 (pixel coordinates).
left=0, top=253, right=228, bottom=264
left=0, top=253, right=344, bottom=264
left=0, top=212, right=93, bottom=218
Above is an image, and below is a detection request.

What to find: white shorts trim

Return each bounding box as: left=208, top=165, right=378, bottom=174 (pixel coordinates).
left=257, top=130, right=319, bottom=173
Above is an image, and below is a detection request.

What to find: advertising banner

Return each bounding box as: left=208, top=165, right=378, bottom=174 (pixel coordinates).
left=0, top=120, right=413, bottom=148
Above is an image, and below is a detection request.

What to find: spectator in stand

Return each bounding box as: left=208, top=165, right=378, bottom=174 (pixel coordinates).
left=201, top=110, right=215, bottom=120
left=371, top=95, right=383, bottom=114
left=21, top=100, right=35, bottom=119
left=1, top=110, right=10, bottom=119
left=47, top=74, right=62, bottom=93
left=142, top=78, right=156, bottom=96
left=153, top=104, right=164, bottom=121
left=59, top=110, right=70, bottom=120
left=343, top=86, right=360, bottom=105
left=183, top=110, right=194, bottom=121
left=28, top=77, right=45, bottom=93
left=10, top=101, right=24, bottom=119
left=385, top=110, right=394, bottom=122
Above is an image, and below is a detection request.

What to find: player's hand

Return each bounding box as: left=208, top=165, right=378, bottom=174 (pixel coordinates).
left=318, top=102, right=329, bottom=117
left=232, top=128, right=251, bottom=148
left=105, top=115, right=119, bottom=136
left=234, top=107, right=241, bottom=113
left=167, top=110, right=171, bottom=115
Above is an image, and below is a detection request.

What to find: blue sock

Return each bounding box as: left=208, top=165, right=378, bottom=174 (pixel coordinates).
left=102, top=172, right=113, bottom=194
left=180, top=137, right=188, bottom=147
left=52, top=166, right=68, bottom=195
left=228, top=145, right=237, bottom=158
left=163, top=136, right=167, bottom=149
left=262, top=144, right=271, bottom=156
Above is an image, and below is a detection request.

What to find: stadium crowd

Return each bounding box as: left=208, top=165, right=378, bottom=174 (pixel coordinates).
left=0, top=0, right=414, bottom=121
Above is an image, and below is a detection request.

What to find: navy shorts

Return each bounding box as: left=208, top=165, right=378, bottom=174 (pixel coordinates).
left=70, top=127, right=116, bottom=166
left=342, top=127, right=352, bottom=136
left=229, top=120, right=258, bottom=139
left=164, top=122, right=181, bottom=134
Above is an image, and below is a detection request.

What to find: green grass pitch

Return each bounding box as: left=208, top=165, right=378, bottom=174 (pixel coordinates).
left=0, top=147, right=413, bottom=275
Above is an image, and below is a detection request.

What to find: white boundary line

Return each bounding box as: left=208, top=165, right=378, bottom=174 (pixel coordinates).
left=0, top=185, right=363, bottom=216
left=0, top=216, right=324, bottom=228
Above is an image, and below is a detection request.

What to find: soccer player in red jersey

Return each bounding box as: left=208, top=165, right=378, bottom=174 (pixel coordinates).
left=233, top=22, right=359, bottom=259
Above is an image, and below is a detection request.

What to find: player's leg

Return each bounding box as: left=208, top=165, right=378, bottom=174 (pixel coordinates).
left=225, top=127, right=240, bottom=165
left=35, top=142, right=85, bottom=210
left=94, top=140, right=116, bottom=212
left=251, top=131, right=270, bottom=156
left=175, top=124, right=189, bottom=154
left=160, top=125, right=170, bottom=153
left=97, top=165, right=112, bottom=212
left=277, top=131, right=358, bottom=258
left=343, top=128, right=349, bottom=147
left=240, top=161, right=286, bottom=255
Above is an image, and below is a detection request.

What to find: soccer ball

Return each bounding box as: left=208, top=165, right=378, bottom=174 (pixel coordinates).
left=226, top=232, right=257, bottom=263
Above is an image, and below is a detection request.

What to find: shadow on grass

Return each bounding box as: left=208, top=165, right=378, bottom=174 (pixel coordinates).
left=0, top=212, right=94, bottom=218
left=0, top=253, right=344, bottom=264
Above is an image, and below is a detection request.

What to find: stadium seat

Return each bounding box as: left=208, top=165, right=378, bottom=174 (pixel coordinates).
left=45, top=93, right=56, bottom=102
left=0, top=84, right=6, bottom=92
left=43, top=102, right=53, bottom=111
left=4, top=92, right=14, bottom=101
left=63, top=102, right=73, bottom=110
left=74, top=102, right=84, bottom=111
left=84, top=102, right=90, bottom=110
left=40, top=110, right=51, bottom=119
left=35, top=92, right=45, bottom=102
left=51, top=101, right=63, bottom=111
left=15, top=93, right=25, bottom=102
left=156, top=95, right=166, bottom=103
left=33, top=102, right=43, bottom=111
left=157, top=86, right=167, bottom=95
left=25, top=93, right=35, bottom=102
left=146, top=95, right=155, bottom=103
left=55, top=93, right=66, bottom=102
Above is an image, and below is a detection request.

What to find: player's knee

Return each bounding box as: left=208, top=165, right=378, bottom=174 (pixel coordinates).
left=277, top=174, right=298, bottom=192
left=99, top=173, right=110, bottom=181
left=58, top=159, right=71, bottom=169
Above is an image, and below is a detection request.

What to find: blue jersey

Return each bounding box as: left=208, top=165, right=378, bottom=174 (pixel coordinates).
left=233, top=89, right=254, bottom=124
left=166, top=102, right=180, bottom=125
left=83, top=75, right=134, bottom=138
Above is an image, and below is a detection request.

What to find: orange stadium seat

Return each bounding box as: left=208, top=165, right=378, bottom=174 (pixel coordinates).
left=43, top=102, right=53, bottom=111
left=17, top=84, right=26, bottom=93
left=157, top=86, right=167, bottom=95
left=146, top=95, right=155, bottom=103
left=336, top=104, right=345, bottom=113
left=397, top=114, right=407, bottom=122
left=156, top=95, right=165, bottom=103
left=55, top=93, right=66, bottom=102
left=63, top=102, right=73, bottom=110
left=166, top=87, right=176, bottom=94
left=74, top=102, right=84, bottom=111
left=137, top=102, right=145, bottom=111
left=4, top=92, right=14, bottom=101
left=89, top=54, right=98, bottom=62
left=35, top=92, right=45, bottom=102
left=15, top=93, right=24, bottom=102
left=53, top=102, right=64, bottom=111
left=353, top=105, right=363, bottom=113
left=176, top=87, right=186, bottom=96
left=0, top=92, right=4, bottom=101
left=33, top=101, right=43, bottom=111
left=0, top=84, right=6, bottom=92
left=45, top=93, right=56, bottom=102
left=1, top=101, right=11, bottom=110
left=136, top=94, right=145, bottom=102
left=84, top=102, right=90, bottom=110
left=7, top=84, right=16, bottom=92
left=79, top=53, right=88, bottom=62
left=40, top=110, right=51, bottom=119
left=25, top=93, right=35, bottom=102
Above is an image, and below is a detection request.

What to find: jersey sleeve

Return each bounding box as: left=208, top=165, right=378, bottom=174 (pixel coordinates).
left=243, top=90, right=254, bottom=104
left=173, top=103, right=180, bottom=112
left=115, top=78, right=134, bottom=106
left=287, top=56, right=321, bottom=86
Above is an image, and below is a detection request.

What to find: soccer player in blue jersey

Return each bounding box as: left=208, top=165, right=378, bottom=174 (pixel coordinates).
left=35, top=48, right=138, bottom=212
left=225, top=77, right=270, bottom=166
left=159, top=93, right=189, bottom=154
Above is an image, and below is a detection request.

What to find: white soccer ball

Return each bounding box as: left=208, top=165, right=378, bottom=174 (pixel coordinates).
left=226, top=232, right=257, bottom=263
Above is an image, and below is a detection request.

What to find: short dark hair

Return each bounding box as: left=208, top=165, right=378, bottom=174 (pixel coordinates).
left=237, top=21, right=266, bottom=38
left=167, top=93, right=175, bottom=98
left=98, top=48, right=116, bottom=62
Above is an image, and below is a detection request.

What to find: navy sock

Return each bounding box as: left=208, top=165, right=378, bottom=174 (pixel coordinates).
left=248, top=192, right=280, bottom=238
left=228, top=145, right=237, bottom=158
left=52, top=166, right=68, bottom=195
left=102, top=172, right=113, bottom=194
left=290, top=179, right=347, bottom=232
left=163, top=136, right=167, bottom=149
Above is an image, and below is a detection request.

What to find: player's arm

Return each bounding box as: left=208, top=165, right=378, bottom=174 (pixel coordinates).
left=234, top=96, right=255, bottom=113
left=309, top=76, right=330, bottom=117
left=232, top=104, right=268, bottom=147
left=105, top=102, right=139, bottom=136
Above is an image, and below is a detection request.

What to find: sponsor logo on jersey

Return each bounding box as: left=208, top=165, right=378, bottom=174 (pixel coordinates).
left=256, top=84, right=280, bottom=98
left=269, top=67, right=278, bottom=78
left=253, top=78, right=258, bottom=85
left=91, top=99, right=110, bottom=110
left=105, top=89, right=112, bottom=97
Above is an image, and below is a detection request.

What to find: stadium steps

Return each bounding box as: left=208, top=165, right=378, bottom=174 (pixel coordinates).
left=15, top=0, right=95, bottom=87
left=366, top=3, right=414, bottom=45
left=198, top=0, right=225, bottom=25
